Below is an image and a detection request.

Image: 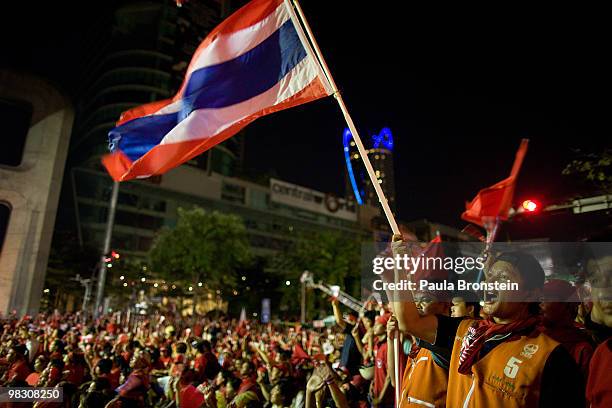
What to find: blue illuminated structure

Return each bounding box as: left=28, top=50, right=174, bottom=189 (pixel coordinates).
left=343, top=128, right=363, bottom=205
left=343, top=127, right=394, bottom=205
left=371, top=127, right=394, bottom=150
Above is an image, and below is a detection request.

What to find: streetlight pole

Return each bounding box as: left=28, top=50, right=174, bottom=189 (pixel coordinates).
left=94, top=181, right=119, bottom=317
left=300, top=270, right=308, bottom=323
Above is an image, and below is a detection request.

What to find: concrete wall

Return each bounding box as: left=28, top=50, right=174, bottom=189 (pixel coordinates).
left=0, top=70, right=74, bottom=316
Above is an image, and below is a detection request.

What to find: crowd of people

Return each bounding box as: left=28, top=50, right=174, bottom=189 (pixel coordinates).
left=0, top=241, right=610, bottom=408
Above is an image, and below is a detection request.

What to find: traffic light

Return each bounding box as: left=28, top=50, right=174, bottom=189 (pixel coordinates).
left=521, top=199, right=539, bottom=213
left=104, top=250, right=121, bottom=268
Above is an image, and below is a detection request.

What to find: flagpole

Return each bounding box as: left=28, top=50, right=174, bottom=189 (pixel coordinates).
left=393, top=336, right=401, bottom=403
left=286, top=2, right=402, bottom=405
left=286, top=0, right=400, bottom=236
left=94, top=181, right=119, bottom=317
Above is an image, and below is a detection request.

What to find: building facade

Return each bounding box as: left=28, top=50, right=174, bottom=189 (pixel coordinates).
left=72, top=165, right=377, bottom=262
left=0, top=70, right=74, bottom=316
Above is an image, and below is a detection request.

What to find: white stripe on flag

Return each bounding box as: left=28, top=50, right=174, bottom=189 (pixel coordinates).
left=187, top=2, right=289, bottom=74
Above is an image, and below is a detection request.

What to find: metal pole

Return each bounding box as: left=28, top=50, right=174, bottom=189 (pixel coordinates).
left=393, top=336, right=401, bottom=404
left=94, top=181, right=119, bottom=316
left=287, top=0, right=400, bottom=236
left=301, top=277, right=306, bottom=323
left=82, top=279, right=91, bottom=312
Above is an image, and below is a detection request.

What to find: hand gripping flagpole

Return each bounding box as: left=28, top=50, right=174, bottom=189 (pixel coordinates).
left=285, top=1, right=402, bottom=406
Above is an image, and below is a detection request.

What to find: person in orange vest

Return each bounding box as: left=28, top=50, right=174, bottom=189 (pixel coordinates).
left=387, top=286, right=451, bottom=408
left=390, top=236, right=585, bottom=407
left=585, top=254, right=612, bottom=407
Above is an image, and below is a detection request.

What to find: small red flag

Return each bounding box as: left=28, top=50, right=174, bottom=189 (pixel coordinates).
left=461, top=139, right=529, bottom=227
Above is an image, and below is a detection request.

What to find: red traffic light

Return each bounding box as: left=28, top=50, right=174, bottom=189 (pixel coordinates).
left=521, top=199, right=539, bottom=212
left=111, top=251, right=120, bottom=259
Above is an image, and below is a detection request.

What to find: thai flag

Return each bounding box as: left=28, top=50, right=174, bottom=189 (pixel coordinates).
left=102, top=0, right=332, bottom=181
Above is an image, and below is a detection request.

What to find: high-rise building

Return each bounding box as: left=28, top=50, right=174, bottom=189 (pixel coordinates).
left=343, top=127, right=396, bottom=211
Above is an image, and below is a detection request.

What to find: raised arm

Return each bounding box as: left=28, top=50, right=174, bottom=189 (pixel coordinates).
left=331, top=298, right=346, bottom=330
left=388, top=235, right=439, bottom=344
left=386, top=315, right=398, bottom=388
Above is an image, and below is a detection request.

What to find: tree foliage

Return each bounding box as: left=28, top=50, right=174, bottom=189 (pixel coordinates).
left=148, top=207, right=252, bottom=289
left=563, top=149, right=612, bottom=193
left=277, top=230, right=363, bottom=318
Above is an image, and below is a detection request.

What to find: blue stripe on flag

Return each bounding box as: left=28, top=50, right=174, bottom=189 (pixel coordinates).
left=108, top=19, right=307, bottom=163
left=179, top=19, right=307, bottom=118
left=109, top=112, right=179, bottom=162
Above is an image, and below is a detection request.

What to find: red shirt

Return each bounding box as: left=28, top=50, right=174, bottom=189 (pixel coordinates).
left=541, top=325, right=594, bottom=379
left=107, top=368, right=121, bottom=389
left=47, top=366, right=62, bottom=386
left=159, top=355, right=172, bottom=368
left=64, top=363, right=86, bottom=385
left=26, top=372, right=40, bottom=386
left=179, top=384, right=205, bottom=408
left=587, top=338, right=612, bottom=408
left=7, top=360, right=30, bottom=383
left=373, top=341, right=392, bottom=403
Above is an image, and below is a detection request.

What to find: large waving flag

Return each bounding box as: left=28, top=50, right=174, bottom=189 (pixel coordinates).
left=461, top=139, right=529, bottom=227
left=102, top=0, right=333, bottom=181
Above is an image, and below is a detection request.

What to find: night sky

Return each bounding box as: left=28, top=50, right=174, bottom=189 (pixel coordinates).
left=2, top=1, right=607, bottom=227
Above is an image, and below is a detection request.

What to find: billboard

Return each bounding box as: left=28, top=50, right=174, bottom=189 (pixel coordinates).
left=270, top=178, right=357, bottom=221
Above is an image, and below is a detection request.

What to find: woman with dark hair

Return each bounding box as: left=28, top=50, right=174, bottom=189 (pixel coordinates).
left=391, top=237, right=586, bottom=407
left=107, top=350, right=151, bottom=408
left=269, top=379, right=293, bottom=408
left=1, top=344, right=30, bottom=385
left=26, top=355, right=48, bottom=386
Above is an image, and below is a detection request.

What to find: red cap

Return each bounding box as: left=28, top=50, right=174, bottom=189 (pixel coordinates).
left=375, top=313, right=391, bottom=327
left=543, top=279, right=579, bottom=302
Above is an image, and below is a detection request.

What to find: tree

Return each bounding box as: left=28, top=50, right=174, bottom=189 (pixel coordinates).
left=277, top=230, right=363, bottom=318
left=148, top=207, right=252, bottom=290
left=45, top=231, right=99, bottom=312
left=562, top=148, right=612, bottom=193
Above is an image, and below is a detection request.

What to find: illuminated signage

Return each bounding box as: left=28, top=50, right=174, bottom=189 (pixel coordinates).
left=269, top=178, right=357, bottom=221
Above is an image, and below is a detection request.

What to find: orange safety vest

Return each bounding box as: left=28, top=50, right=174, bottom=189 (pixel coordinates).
left=447, top=319, right=560, bottom=408
left=399, top=347, right=448, bottom=408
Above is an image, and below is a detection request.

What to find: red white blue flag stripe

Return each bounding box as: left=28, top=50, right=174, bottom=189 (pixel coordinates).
left=103, top=0, right=332, bottom=181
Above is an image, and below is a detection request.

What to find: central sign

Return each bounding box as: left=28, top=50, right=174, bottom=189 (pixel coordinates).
left=270, top=178, right=357, bottom=221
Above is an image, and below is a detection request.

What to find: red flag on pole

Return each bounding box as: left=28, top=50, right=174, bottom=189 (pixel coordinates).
left=461, top=139, right=529, bottom=227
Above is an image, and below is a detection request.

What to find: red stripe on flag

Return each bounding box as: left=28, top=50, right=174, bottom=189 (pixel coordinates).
left=116, top=98, right=174, bottom=126
left=101, top=150, right=134, bottom=181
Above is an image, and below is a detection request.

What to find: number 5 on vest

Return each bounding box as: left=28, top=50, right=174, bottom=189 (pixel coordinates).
left=504, top=356, right=523, bottom=378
